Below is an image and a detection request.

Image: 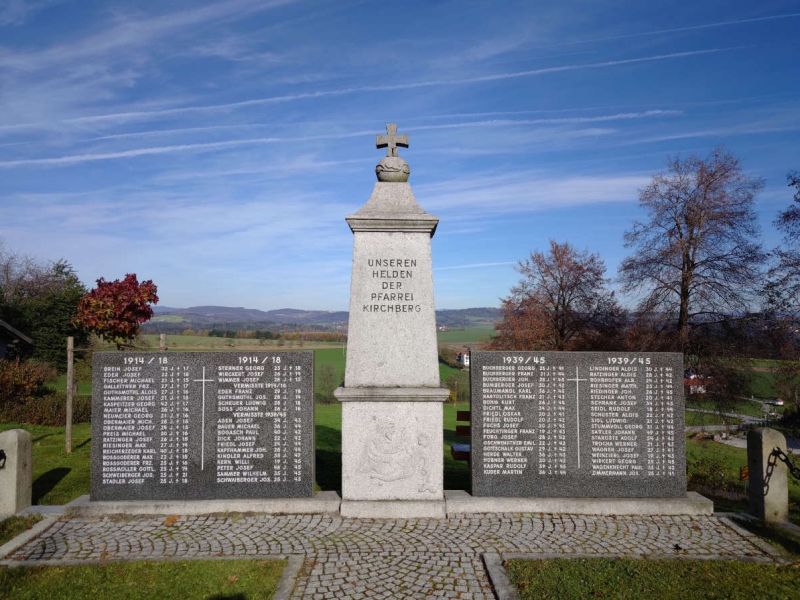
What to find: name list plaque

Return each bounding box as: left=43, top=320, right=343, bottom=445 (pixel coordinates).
left=470, top=351, right=685, bottom=498
left=91, top=351, right=313, bottom=501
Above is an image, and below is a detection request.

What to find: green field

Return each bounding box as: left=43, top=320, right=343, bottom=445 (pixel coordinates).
left=0, top=559, right=284, bottom=600
left=685, top=397, right=774, bottom=418
left=684, top=411, right=741, bottom=426
left=506, top=558, right=800, bottom=600
left=437, top=327, right=494, bottom=344
left=139, top=333, right=343, bottom=351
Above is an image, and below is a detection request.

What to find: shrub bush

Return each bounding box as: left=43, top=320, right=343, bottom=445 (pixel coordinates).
left=0, top=359, right=56, bottom=409
left=0, top=392, right=91, bottom=425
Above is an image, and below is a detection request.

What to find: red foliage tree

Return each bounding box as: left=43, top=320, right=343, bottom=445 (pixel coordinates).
left=74, top=274, right=158, bottom=348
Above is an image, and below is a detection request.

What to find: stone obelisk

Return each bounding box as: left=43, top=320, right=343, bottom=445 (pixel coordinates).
left=335, top=123, right=449, bottom=518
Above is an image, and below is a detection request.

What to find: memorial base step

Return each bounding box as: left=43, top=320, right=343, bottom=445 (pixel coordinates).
left=65, top=491, right=341, bottom=516
left=444, top=490, right=713, bottom=516
left=340, top=498, right=447, bottom=518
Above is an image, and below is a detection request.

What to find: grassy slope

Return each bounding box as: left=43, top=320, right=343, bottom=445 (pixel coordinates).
left=0, top=559, right=284, bottom=600
left=684, top=412, right=741, bottom=426
left=0, top=422, right=92, bottom=505
left=437, top=327, right=495, bottom=344
left=506, top=558, right=800, bottom=600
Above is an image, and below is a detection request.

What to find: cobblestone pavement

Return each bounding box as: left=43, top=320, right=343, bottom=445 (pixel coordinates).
left=4, top=513, right=780, bottom=599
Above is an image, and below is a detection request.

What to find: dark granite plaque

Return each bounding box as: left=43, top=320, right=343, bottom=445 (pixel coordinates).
left=471, top=351, right=685, bottom=497
left=91, top=351, right=313, bottom=501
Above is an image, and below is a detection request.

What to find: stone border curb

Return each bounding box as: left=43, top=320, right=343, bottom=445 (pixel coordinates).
left=445, top=490, right=714, bottom=516
left=717, top=513, right=795, bottom=563
left=482, top=553, right=519, bottom=600
left=63, top=492, right=341, bottom=517
left=273, top=555, right=304, bottom=600
left=0, top=516, right=57, bottom=561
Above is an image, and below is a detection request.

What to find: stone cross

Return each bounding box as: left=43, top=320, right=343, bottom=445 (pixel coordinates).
left=566, top=366, right=587, bottom=469
left=376, top=123, right=409, bottom=157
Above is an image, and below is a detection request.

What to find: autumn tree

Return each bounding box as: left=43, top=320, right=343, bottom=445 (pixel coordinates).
left=74, top=274, right=158, bottom=348
left=619, top=148, right=766, bottom=352
left=490, top=240, right=623, bottom=351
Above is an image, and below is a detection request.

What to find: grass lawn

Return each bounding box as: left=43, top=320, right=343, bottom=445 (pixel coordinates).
left=686, top=434, right=800, bottom=522
left=685, top=397, right=773, bottom=418
left=0, top=514, right=42, bottom=546
left=437, top=327, right=494, bottom=344
left=139, top=333, right=342, bottom=351
left=506, top=558, right=800, bottom=600
left=0, top=559, right=285, bottom=600
left=0, top=422, right=91, bottom=505
left=684, top=411, right=741, bottom=426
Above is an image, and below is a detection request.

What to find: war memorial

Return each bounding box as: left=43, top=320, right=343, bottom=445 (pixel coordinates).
left=0, top=124, right=792, bottom=598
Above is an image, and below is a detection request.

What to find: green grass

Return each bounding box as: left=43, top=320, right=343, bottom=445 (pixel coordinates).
left=0, top=559, right=285, bottom=600
left=0, top=422, right=91, bottom=505
left=684, top=411, right=741, bottom=426
left=686, top=434, right=800, bottom=522
left=46, top=372, right=92, bottom=395
left=0, top=514, right=42, bottom=546
left=506, top=558, right=800, bottom=600
left=139, top=334, right=342, bottom=351
left=437, top=327, right=494, bottom=344
left=686, top=397, right=771, bottom=418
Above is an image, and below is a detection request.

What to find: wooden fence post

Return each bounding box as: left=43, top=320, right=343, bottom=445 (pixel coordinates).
left=160, top=333, right=166, bottom=351
left=65, top=336, right=74, bottom=454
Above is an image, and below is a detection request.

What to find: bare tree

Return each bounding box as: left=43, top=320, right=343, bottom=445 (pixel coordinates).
left=766, top=172, right=800, bottom=313
left=490, top=240, right=622, bottom=351
left=619, top=148, right=765, bottom=351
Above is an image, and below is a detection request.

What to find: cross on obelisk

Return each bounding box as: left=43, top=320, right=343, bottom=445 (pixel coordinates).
left=192, top=367, right=214, bottom=471
left=376, top=123, right=409, bottom=157
left=566, top=366, right=588, bottom=469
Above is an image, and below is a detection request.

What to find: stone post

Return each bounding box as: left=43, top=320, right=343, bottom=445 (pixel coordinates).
left=747, top=427, right=788, bottom=523
left=0, top=429, right=33, bottom=518
left=335, top=124, right=449, bottom=518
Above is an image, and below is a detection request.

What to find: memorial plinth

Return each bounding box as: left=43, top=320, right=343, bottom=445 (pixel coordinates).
left=335, top=124, right=449, bottom=518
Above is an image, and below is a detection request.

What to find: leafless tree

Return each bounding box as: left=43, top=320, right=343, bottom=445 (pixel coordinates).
left=766, top=172, right=800, bottom=314
left=491, top=240, right=623, bottom=351
left=619, top=148, right=765, bottom=351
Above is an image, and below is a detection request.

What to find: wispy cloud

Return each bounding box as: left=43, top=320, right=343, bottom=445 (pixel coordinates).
left=2, top=48, right=724, bottom=131
left=560, top=12, right=800, bottom=46
left=0, top=112, right=681, bottom=168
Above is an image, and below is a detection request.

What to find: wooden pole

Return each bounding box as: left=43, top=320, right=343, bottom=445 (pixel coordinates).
left=65, top=336, right=74, bottom=454
left=159, top=333, right=166, bottom=352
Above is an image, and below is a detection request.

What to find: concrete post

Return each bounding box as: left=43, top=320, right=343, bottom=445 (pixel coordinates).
left=0, top=429, right=33, bottom=518
left=159, top=333, right=166, bottom=351
left=747, top=427, right=788, bottom=523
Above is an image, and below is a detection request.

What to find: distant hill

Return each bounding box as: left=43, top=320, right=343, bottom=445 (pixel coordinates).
left=145, top=305, right=500, bottom=332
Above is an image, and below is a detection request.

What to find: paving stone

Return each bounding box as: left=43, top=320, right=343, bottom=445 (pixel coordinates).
left=3, top=512, right=780, bottom=598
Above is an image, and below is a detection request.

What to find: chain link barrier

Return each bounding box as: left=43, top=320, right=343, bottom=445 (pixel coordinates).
left=762, top=446, right=800, bottom=495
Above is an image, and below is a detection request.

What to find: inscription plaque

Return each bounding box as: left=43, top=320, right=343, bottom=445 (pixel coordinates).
left=91, top=351, right=313, bottom=501
left=471, top=351, right=685, bottom=497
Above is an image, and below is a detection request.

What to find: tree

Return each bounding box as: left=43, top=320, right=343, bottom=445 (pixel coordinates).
left=619, top=148, right=765, bottom=351
left=490, top=240, right=623, bottom=351
left=74, top=274, right=158, bottom=348
left=766, top=172, right=800, bottom=314
left=0, top=244, right=87, bottom=368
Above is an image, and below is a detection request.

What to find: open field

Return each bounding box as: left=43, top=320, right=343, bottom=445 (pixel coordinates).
left=139, top=333, right=343, bottom=351
left=684, top=411, right=741, bottom=426
left=506, top=557, right=800, bottom=600
left=437, top=327, right=495, bottom=344
left=0, top=559, right=285, bottom=600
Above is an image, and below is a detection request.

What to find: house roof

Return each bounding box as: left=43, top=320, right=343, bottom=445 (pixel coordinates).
left=0, top=319, right=33, bottom=344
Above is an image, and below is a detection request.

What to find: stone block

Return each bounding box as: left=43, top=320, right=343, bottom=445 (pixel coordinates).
left=339, top=396, right=446, bottom=501
left=0, top=429, right=32, bottom=518
left=748, top=427, right=789, bottom=523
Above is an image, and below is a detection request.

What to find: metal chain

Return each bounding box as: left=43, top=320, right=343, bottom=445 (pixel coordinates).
left=771, top=446, right=800, bottom=481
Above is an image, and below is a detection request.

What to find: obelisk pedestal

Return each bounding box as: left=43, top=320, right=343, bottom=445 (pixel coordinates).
left=335, top=124, right=449, bottom=518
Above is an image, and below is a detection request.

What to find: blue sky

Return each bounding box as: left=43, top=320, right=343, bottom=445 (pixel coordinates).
left=1, top=1, right=798, bottom=311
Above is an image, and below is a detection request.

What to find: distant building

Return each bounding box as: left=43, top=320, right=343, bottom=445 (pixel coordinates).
left=457, top=349, right=470, bottom=368
left=0, top=320, right=33, bottom=359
